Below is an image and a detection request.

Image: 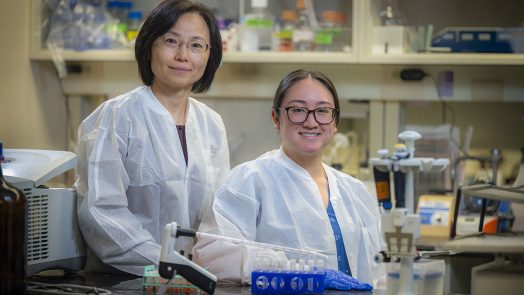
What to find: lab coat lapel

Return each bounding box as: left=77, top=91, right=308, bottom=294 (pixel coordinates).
left=276, top=149, right=338, bottom=266
left=184, top=100, right=212, bottom=223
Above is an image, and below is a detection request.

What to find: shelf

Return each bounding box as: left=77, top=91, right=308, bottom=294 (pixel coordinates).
left=359, top=53, right=524, bottom=66
left=30, top=48, right=524, bottom=65
left=29, top=49, right=357, bottom=64
left=30, top=0, right=524, bottom=66
left=30, top=49, right=135, bottom=62
left=222, top=51, right=356, bottom=64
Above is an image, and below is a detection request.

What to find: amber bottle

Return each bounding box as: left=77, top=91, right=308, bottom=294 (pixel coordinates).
left=0, top=156, right=27, bottom=294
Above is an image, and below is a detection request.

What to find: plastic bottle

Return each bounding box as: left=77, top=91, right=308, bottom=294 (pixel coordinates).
left=126, top=11, right=143, bottom=44
left=106, top=0, right=132, bottom=34
left=316, top=11, right=347, bottom=52
left=293, top=0, right=315, bottom=51
left=378, top=0, right=407, bottom=26
left=373, top=149, right=392, bottom=210
left=273, top=10, right=298, bottom=51
left=0, top=143, right=27, bottom=294
left=392, top=143, right=409, bottom=208
left=241, top=0, right=274, bottom=52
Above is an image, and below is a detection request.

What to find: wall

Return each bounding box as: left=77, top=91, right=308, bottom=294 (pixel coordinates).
left=0, top=2, right=66, bottom=151
left=2, top=2, right=523, bottom=171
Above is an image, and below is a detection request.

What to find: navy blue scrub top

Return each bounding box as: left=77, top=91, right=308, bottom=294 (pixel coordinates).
left=327, top=196, right=352, bottom=276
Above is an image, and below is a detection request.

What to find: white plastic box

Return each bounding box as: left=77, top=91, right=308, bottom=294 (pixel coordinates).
left=372, top=26, right=407, bottom=54
left=386, top=259, right=445, bottom=295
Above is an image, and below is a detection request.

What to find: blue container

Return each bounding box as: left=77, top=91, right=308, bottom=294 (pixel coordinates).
left=431, top=27, right=524, bottom=53
left=251, top=269, right=325, bottom=294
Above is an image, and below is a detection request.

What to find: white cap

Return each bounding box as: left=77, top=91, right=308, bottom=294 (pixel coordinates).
left=252, top=0, right=268, bottom=8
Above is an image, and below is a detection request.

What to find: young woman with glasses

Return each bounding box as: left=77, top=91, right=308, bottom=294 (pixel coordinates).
left=75, top=0, right=229, bottom=276
left=194, top=69, right=385, bottom=289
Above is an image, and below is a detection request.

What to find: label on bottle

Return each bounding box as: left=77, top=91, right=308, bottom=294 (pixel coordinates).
left=293, top=30, right=314, bottom=43
left=127, top=30, right=139, bottom=41
left=246, top=18, right=273, bottom=28
left=315, top=31, right=334, bottom=45
left=251, top=0, right=268, bottom=8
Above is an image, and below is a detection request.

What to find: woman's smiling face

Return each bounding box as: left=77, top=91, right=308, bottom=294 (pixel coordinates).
left=150, top=12, right=210, bottom=92
left=273, top=78, right=337, bottom=162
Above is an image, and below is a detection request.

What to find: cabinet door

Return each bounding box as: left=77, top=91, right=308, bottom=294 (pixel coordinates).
left=31, top=0, right=357, bottom=64
left=358, top=0, right=524, bottom=65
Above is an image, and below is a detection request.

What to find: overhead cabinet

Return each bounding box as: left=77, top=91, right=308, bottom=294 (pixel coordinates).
left=30, top=0, right=524, bottom=65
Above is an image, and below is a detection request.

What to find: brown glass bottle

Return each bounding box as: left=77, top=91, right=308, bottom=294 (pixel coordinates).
left=0, top=161, right=27, bottom=294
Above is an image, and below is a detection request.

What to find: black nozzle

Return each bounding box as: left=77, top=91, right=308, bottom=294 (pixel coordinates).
left=176, top=226, right=197, bottom=238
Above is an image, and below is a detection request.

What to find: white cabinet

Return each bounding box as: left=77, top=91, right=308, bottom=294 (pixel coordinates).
left=31, top=0, right=524, bottom=65
left=30, top=0, right=357, bottom=63
left=359, top=0, right=524, bottom=65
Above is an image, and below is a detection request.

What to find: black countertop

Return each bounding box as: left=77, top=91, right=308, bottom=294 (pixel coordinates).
left=28, top=271, right=378, bottom=295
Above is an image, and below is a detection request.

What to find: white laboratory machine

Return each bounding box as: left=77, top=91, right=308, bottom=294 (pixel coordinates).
left=2, top=149, right=86, bottom=276
left=441, top=183, right=524, bottom=295
left=370, top=131, right=449, bottom=295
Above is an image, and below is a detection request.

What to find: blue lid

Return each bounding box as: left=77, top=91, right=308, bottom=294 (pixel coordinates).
left=128, top=11, right=143, bottom=20
left=107, top=0, right=132, bottom=9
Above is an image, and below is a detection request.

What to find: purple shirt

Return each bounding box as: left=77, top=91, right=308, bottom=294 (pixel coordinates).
left=176, top=125, right=188, bottom=166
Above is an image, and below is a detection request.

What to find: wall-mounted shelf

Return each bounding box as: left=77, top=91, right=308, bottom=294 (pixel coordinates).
left=31, top=0, right=524, bottom=65
left=358, top=53, right=524, bottom=66
left=29, top=49, right=357, bottom=64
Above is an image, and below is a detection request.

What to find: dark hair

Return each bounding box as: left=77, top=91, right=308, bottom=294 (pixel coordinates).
left=135, top=0, right=222, bottom=93
left=273, top=69, right=340, bottom=125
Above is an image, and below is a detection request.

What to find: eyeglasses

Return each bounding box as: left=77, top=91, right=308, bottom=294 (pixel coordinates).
left=277, top=106, right=339, bottom=125
left=158, top=34, right=211, bottom=54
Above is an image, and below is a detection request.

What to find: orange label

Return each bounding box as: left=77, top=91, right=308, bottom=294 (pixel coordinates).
left=375, top=181, right=390, bottom=200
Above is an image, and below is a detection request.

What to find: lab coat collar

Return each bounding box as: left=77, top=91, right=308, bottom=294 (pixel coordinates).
left=275, top=147, right=342, bottom=202
left=275, top=147, right=317, bottom=182
left=143, top=86, right=195, bottom=123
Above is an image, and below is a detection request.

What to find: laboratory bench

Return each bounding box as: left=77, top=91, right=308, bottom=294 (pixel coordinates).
left=27, top=270, right=381, bottom=295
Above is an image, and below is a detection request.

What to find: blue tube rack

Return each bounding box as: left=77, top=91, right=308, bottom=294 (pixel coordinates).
left=251, top=269, right=325, bottom=294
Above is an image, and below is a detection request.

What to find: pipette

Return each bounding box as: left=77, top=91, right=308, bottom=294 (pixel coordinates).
left=195, top=231, right=328, bottom=260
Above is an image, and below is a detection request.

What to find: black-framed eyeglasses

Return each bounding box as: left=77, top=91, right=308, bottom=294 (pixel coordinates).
left=276, top=106, right=339, bottom=125
left=158, top=34, right=211, bottom=54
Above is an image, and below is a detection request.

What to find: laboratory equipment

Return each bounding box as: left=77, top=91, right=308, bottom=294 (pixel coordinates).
left=370, top=130, right=449, bottom=295
left=196, top=232, right=328, bottom=260
left=293, top=0, right=316, bottom=51
left=2, top=149, right=86, bottom=276
left=251, top=269, right=325, bottom=294
left=373, top=149, right=393, bottom=210
left=322, top=132, right=349, bottom=168
left=511, top=146, right=524, bottom=232
left=417, top=194, right=455, bottom=238
left=126, top=10, right=143, bottom=43
left=316, top=11, right=348, bottom=52
left=240, top=0, right=274, bottom=51
left=1, top=153, right=26, bottom=294
left=272, top=10, right=297, bottom=52
left=159, top=222, right=328, bottom=294
left=442, top=183, right=524, bottom=295
left=159, top=222, right=217, bottom=295
left=452, top=148, right=513, bottom=235
left=372, top=0, right=408, bottom=54
left=142, top=265, right=202, bottom=294
left=378, top=0, right=407, bottom=26
left=431, top=27, right=524, bottom=53
left=106, top=0, right=132, bottom=34
left=386, top=259, right=444, bottom=295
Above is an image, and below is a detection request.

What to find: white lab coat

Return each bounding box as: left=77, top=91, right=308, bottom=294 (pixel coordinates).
left=193, top=148, right=385, bottom=286
left=75, top=86, right=230, bottom=275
